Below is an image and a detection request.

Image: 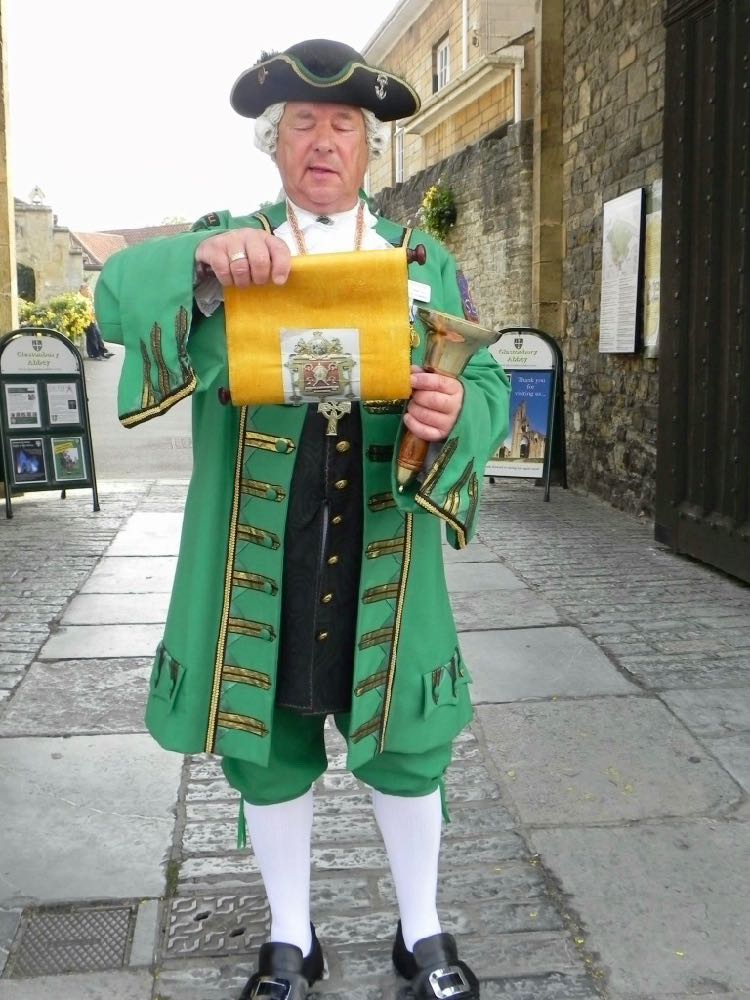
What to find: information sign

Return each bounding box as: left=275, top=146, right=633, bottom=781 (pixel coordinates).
left=598, top=188, right=646, bottom=354
left=0, top=328, right=99, bottom=518
left=487, top=328, right=567, bottom=501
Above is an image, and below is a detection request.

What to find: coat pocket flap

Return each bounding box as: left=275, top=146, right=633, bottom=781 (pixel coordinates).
left=150, top=643, right=186, bottom=708
left=422, top=649, right=468, bottom=719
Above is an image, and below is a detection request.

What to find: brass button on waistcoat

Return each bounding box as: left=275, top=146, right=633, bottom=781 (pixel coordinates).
left=331, top=515, right=343, bottom=525
left=336, top=440, right=351, bottom=453
left=321, top=593, right=334, bottom=604
left=317, top=630, right=329, bottom=641
left=327, top=555, right=339, bottom=566
left=334, top=479, right=348, bottom=490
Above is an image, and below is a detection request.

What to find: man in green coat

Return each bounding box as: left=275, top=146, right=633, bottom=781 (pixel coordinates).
left=96, top=38, right=509, bottom=1000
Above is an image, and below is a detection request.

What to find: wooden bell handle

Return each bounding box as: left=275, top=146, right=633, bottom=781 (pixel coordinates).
left=396, top=431, right=429, bottom=489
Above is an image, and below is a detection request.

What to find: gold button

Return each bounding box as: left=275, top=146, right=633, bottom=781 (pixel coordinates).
left=334, top=479, right=348, bottom=490
left=321, top=593, right=333, bottom=604
left=331, top=515, right=343, bottom=525
left=336, top=440, right=351, bottom=453
left=327, top=555, right=339, bottom=566
left=317, top=630, right=329, bottom=641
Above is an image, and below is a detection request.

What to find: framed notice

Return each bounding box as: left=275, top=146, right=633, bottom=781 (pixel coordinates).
left=51, top=437, right=87, bottom=482
left=9, top=438, right=48, bottom=486
left=46, top=381, right=81, bottom=426
left=643, top=179, right=662, bottom=358
left=599, top=188, right=646, bottom=353
left=4, top=383, right=41, bottom=428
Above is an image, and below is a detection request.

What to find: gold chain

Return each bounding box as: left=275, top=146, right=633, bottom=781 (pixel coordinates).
left=286, top=200, right=365, bottom=256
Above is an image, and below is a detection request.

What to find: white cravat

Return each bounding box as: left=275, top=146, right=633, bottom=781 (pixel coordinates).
left=194, top=199, right=391, bottom=316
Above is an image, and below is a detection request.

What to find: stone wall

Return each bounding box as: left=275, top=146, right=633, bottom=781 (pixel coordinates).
left=561, top=0, right=665, bottom=515
left=374, top=118, right=534, bottom=330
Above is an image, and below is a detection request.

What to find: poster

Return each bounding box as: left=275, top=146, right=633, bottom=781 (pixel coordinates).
left=643, top=179, right=662, bottom=357
left=4, top=384, right=41, bottom=428
left=46, top=381, right=81, bottom=425
left=10, top=438, right=47, bottom=485
left=599, top=188, right=645, bottom=353
left=486, top=371, right=553, bottom=479
left=51, top=437, right=87, bottom=482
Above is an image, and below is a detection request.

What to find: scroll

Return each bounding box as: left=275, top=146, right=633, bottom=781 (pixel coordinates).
left=223, top=247, right=413, bottom=406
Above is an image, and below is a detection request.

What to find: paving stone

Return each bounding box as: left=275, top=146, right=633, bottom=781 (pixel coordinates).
left=442, top=540, right=500, bottom=563
left=0, top=970, right=154, bottom=999
left=444, top=563, right=528, bottom=592
left=477, top=697, right=742, bottom=825
left=106, top=512, right=184, bottom=556
left=616, top=652, right=750, bottom=689
left=81, top=556, right=177, bottom=593
left=531, top=820, right=750, bottom=995
left=660, top=687, right=750, bottom=738
left=0, top=734, right=182, bottom=905
left=0, top=658, right=150, bottom=736
left=452, top=590, right=563, bottom=631
left=481, top=974, right=600, bottom=999
left=462, top=626, right=637, bottom=703
left=138, top=959, right=254, bottom=1000
left=704, top=733, right=750, bottom=793
left=129, top=899, right=160, bottom=967
left=39, top=623, right=163, bottom=659
left=62, top=592, right=170, bottom=625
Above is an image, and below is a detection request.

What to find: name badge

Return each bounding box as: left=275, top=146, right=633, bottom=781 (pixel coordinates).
left=408, top=279, right=431, bottom=304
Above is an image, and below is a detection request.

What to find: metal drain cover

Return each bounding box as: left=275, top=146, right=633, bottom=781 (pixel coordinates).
left=166, top=894, right=269, bottom=957
left=5, top=903, right=135, bottom=978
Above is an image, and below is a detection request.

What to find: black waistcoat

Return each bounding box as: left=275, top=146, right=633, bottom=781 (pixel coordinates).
left=275, top=403, right=364, bottom=714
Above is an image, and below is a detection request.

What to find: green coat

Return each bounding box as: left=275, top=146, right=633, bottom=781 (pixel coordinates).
left=95, top=200, right=510, bottom=772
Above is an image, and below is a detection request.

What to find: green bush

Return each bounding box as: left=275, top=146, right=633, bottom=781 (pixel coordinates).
left=19, top=292, right=92, bottom=347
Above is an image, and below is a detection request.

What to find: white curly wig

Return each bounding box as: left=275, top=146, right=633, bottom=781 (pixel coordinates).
left=254, top=102, right=390, bottom=160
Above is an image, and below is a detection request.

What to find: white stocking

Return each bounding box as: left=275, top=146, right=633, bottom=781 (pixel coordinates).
left=243, top=789, right=314, bottom=955
left=372, top=788, right=443, bottom=951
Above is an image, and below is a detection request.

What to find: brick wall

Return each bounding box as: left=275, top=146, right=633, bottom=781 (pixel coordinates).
left=374, top=119, right=534, bottom=330
left=562, top=0, right=665, bottom=515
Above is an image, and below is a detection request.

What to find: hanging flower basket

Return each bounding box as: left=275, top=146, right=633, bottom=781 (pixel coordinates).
left=418, top=183, right=457, bottom=241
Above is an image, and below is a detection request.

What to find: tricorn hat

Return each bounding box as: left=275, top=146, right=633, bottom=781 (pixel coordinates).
left=230, top=38, right=420, bottom=122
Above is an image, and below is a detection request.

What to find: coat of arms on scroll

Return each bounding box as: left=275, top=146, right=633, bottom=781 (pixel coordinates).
left=281, top=328, right=360, bottom=404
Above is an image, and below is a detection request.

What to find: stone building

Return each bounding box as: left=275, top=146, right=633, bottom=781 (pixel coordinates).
left=14, top=195, right=84, bottom=301
left=12, top=195, right=191, bottom=303
left=366, top=0, right=748, bottom=581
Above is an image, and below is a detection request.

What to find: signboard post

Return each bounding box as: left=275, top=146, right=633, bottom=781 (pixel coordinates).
left=0, top=327, right=100, bottom=518
left=487, top=327, right=567, bottom=501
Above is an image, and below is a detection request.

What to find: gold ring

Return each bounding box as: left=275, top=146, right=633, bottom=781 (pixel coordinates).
left=228, top=250, right=248, bottom=263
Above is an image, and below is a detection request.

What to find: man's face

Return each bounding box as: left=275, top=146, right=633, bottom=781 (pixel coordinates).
left=275, top=102, right=369, bottom=215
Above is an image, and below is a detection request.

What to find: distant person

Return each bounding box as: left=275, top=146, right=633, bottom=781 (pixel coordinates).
left=79, top=284, right=112, bottom=360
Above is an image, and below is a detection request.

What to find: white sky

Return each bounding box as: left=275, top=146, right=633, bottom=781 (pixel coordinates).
left=5, top=0, right=396, bottom=231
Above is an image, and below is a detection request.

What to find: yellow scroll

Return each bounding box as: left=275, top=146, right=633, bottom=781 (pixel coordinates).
left=223, top=247, right=412, bottom=405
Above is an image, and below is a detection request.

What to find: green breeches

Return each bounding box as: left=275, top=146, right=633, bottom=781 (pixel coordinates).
left=222, top=706, right=453, bottom=805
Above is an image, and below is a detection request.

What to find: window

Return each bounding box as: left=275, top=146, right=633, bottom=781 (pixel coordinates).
left=433, top=35, right=450, bottom=93
left=394, top=128, right=405, bottom=183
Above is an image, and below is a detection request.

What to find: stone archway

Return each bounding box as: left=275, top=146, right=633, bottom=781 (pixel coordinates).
left=16, top=262, right=35, bottom=302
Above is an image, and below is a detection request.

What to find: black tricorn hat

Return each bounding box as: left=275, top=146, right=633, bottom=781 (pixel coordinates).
left=230, top=38, right=420, bottom=122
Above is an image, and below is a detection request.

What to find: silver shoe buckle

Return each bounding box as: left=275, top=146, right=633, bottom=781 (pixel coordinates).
left=253, top=976, right=292, bottom=1000
left=428, top=966, right=471, bottom=999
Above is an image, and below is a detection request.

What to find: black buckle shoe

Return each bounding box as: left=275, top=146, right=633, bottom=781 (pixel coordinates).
left=392, top=922, right=479, bottom=999
left=240, top=927, right=324, bottom=1000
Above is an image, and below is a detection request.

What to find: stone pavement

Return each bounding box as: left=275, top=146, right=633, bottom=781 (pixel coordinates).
left=0, top=479, right=748, bottom=999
